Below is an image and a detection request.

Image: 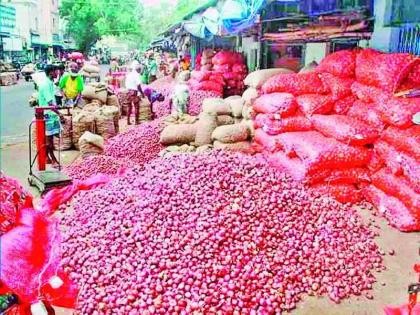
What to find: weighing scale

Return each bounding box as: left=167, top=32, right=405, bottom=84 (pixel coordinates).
left=28, top=106, right=72, bottom=193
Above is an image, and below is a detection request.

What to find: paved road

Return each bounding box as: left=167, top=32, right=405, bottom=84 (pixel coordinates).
left=1, top=80, right=36, bottom=145
left=0, top=65, right=110, bottom=146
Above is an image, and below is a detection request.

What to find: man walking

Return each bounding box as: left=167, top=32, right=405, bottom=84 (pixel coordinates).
left=125, top=62, right=145, bottom=125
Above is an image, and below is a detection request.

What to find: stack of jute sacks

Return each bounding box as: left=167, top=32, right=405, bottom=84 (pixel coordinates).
left=81, top=64, right=101, bottom=80
left=159, top=96, right=254, bottom=156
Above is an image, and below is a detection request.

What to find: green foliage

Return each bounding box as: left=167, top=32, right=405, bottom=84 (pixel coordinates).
left=60, top=0, right=209, bottom=52
left=60, top=0, right=143, bottom=52
left=137, top=0, right=208, bottom=50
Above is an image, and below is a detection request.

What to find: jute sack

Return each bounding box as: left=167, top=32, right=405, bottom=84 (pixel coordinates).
left=214, top=140, right=254, bottom=154
left=94, top=107, right=117, bottom=140
left=242, top=87, right=259, bottom=104
left=244, top=68, right=293, bottom=89
left=225, top=96, right=244, bottom=118
left=242, top=103, right=253, bottom=120
left=106, top=95, right=120, bottom=108
left=216, top=115, right=234, bottom=126
left=202, top=98, right=231, bottom=115
left=139, top=97, right=152, bottom=122
left=82, top=83, right=107, bottom=103
left=212, top=124, right=249, bottom=143
left=160, top=123, right=198, bottom=145
left=164, top=114, right=198, bottom=126
left=82, top=64, right=100, bottom=74
left=101, top=105, right=120, bottom=134
left=53, top=114, right=73, bottom=151
left=196, top=144, right=213, bottom=153
left=241, top=119, right=255, bottom=137
left=72, top=112, right=95, bottom=150
left=79, top=131, right=104, bottom=159
left=195, top=112, right=217, bottom=146
left=82, top=102, right=101, bottom=113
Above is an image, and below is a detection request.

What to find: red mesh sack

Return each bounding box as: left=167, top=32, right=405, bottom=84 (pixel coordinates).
left=253, top=93, right=297, bottom=116
left=191, top=70, right=211, bottom=82
left=372, top=168, right=420, bottom=216
left=356, top=49, right=418, bottom=93
left=401, top=61, right=420, bottom=89
left=296, top=94, right=334, bottom=116
left=333, top=95, right=357, bottom=115
left=222, top=72, right=237, bottom=81
left=320, top=73, right=354, bottom=100
left=384, top=303, right=420, bottom=315
left=309, top=183, right=363, bottom=204
left=367, top=151, right=384, bottom=173
left=374, top=141, right=419, bottom=193
left=276, top=131, right=371, bottom=173
left=308, top=168, right=371, bottom=185
left=196, top=81, right=224, bottom=94
left=1, top=208, right=63, bottom=304
left=351, top=81, right=383, bottom=103
left=375, top=96, right=420, bottom=129
left=262, top=72, right=327, bottom=95
left=347, top=100, right=386, bottom=131
left=317, top=49, right=357, bottom=78
left=212, top=51, right=236, bottom=65
left=382, top=126, right=420, bottom=160
left=311, top=114, right=380, bottom=146
left=0, top=173, right=33, bottom=235
left=213, top=64, right=231, bottom=73
left=253, top=128, right=283, bottom=152
left=253, top=113, right=312, bottom=135
left=374, top=140, right=404, bottom=175
left=209, top=74, right=225, bottom=86
left=232, top=63, right=247, bottom=74
left=364, top=185, right=420, bottom=232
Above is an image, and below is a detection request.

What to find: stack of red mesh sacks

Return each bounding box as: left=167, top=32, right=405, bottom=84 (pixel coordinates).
left=350, top=49, right=420, bottom=232
left=253, top=49, right=420, bottom=232
left=189, top=50, right=247, bottom=97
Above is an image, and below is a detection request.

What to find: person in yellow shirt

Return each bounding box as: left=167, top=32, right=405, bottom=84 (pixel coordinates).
left=59, top=62, right=84, bottom=107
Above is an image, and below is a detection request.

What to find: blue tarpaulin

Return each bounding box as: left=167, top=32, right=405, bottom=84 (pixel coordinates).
left=181, top=0, right=265, bottom=38
left=221, top=0, right=266, bottom=34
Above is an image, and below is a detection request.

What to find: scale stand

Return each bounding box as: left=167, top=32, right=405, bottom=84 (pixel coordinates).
left=28, top=107, right=72, bottom=193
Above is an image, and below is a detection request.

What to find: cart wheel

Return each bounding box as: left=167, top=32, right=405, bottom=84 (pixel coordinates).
left=25, top=76, right=30, bottom=82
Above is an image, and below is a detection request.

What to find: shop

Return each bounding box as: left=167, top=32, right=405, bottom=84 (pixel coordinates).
left=261, top=0, right=373, bottom=71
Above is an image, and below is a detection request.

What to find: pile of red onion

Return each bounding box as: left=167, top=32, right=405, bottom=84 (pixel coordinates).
left=64, top=155, right=136, bottom=182
left=104, top=119, right=164, bottom=167
left=60, top=151, right=383, bottom=314
left=146, top=75, right=221, bottom=117
left=188, top=90, right=221, bottom=116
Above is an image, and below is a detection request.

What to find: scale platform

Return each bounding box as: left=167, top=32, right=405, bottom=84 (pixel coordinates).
left=28, top=170, right=72, bottom=193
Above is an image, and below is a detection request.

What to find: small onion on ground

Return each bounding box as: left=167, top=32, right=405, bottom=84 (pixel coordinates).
left=60, top=151, right=383, bottom=314
left=64, top=155, right=136, bottom=182
left=104, top=119, right=164, bottom=168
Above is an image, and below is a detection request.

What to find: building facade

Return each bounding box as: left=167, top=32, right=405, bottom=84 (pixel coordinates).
left=6, top=0, right=66, bottom=61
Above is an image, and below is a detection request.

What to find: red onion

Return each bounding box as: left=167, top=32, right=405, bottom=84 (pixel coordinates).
left=104, top=119, right=164, bottom=167
left=60, top=151, right=383, bottom=314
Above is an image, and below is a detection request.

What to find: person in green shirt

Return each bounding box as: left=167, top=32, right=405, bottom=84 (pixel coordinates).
left=59, top=62, right=84, bottom=107
left=38, top=64, right=64, bottom=167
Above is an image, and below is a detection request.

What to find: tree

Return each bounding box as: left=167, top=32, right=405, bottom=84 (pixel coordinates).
left=136, top=0, right=208, bottom=50
left=60, top=0, right=143, bottom=53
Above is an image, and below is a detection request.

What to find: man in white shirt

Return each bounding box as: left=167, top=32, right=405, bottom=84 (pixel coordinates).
left=125, top=63, right=144, bottom=125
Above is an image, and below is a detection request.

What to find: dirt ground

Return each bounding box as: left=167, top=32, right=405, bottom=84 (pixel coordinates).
left=1, top=122, right=418, bottom=315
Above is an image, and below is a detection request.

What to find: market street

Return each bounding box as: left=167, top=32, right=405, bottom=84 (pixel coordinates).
left=0, top=80, right=35, bottom=145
